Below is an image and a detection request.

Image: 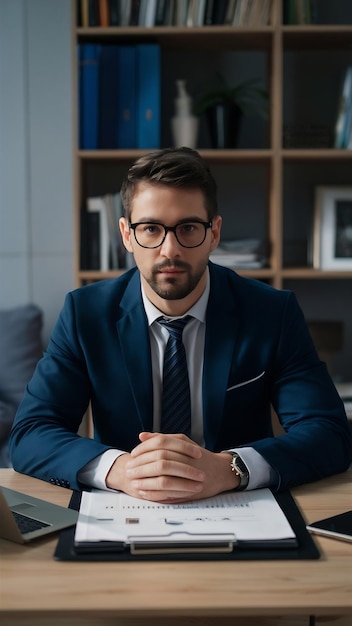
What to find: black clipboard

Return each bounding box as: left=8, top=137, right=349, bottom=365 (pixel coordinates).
left=54, top=490, right=320, bottom=561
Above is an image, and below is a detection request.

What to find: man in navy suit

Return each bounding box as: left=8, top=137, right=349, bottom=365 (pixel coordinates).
left=9, top=148, right=352, bottom=501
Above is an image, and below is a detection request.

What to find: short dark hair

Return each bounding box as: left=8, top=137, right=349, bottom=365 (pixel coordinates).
left=120, top=147, right=218, bottom=221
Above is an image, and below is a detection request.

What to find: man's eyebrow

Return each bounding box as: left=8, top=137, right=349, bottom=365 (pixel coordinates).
left=132, top=217, right=207, bottom=224
left=130, top=218, right=162, bottom=223
left=176, top=217, right=208, bottom=224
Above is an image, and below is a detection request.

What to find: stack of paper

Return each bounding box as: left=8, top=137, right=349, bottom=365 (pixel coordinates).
left=74, top=488, right=296, bottom=555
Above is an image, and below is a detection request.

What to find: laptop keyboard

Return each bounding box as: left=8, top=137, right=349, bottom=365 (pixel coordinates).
left=12, top=510, right=50, bottom=534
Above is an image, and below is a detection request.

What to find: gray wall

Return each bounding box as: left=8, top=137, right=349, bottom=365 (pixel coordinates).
left=0, top=0, right=74, bottom=345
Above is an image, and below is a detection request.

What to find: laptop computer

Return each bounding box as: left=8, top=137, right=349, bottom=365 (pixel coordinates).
left=0, top=486, right=78, bottom=544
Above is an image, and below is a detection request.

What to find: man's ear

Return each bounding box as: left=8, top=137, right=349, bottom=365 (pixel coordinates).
left=210, top=215, right=222, bottom=252
left=119, top=218, right=133, bottom=253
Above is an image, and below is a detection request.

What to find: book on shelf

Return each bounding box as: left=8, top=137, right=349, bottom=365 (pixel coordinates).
left=283, top=0, right=316, bottom=24
left=129, top=0, right=141, bottom=25
left=79, top=42, right=160, bottom=150
left=174, top=0, right=188, bottom=26
left=210, top=239, right=267, bottom=269
left=144, top=0, right=158, bottom=26
left=88, top=0, right=99, bottom=26
left=108, top=0, right=120, bottom=25
left=155, top=0, right=169, bottom=25
left=82, top=194, right=134, bottom=271
left=233, top=0, right=273, bottom=26
left=80, top=208, right=100, bottom=270
left=98, top=0, right=109, bottom=26
left=117, top=45, right=137, bottom=148
left=77, top=0, right=89, bottom=27
left=204, top=0, right=215, bottom=24
left=334, top=66, right=352, bottom=149
left=137, top=0, right=148, bottom=25
left=212, top=0, right=229, bottom=25
left=196, top=0, right=207, bottom=25
left=136, top=43, right=161, bottom=149
left=224, top=0, right=237, bottom=25
left=99, top=44, right=120, bottom=149
left=102, top=194, right=120, bottom=270
left=86, top=197, right=110, bottom=272
left=119, top=0, right=132, bottom=26
left=78, top=43, right=101, bottom=150
left=77, top=0, right=273, bottom=27
left=99, top=44, right=137, bottom=149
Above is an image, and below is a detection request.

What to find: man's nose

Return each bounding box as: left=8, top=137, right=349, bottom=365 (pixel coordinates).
left=160, top=229, right=181, bottom=255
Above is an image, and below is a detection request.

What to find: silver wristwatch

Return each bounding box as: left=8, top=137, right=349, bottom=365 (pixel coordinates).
left=230, top=452, right=249, bottom=491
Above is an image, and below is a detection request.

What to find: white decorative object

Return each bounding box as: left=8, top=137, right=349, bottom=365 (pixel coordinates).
left=171, top=79, right=199, bottom=149
left=313, top=186, right=352, bottom=270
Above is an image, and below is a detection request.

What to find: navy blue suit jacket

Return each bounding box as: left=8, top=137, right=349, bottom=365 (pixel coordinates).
left=9, top=263, right=352, bottom=491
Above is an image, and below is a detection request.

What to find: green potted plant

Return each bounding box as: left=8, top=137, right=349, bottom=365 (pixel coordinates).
left=194, top=72, right=268, bottom=149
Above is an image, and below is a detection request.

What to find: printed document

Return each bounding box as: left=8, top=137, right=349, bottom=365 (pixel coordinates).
left=74, top=488, right=296, bottom=552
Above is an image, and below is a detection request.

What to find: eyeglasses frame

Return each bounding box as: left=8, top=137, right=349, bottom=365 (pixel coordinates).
left=128, top=220, right=213, bottom=249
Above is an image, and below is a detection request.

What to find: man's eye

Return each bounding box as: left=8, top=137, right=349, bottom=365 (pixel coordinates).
left=180, top=223, right=197, bottom=233
left=144, top=225, right=160, bottom=234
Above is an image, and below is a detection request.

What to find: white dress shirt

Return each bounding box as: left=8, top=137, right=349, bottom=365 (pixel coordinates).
left=79, top=270, right=276, bottom=490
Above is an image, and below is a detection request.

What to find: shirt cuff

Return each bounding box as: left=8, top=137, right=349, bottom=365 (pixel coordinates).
left=230, top=447, right=278, bottom=490
left=78, top=449, right=126, bottom=491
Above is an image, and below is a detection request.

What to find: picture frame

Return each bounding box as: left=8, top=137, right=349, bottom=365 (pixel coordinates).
left=313, top=186, right=352, bottom=270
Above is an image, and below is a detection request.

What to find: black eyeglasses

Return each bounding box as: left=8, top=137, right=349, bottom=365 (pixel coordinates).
left=129, top=221, right=212, bottom=249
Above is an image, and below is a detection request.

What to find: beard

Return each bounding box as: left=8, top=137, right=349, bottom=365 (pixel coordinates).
left=145, top=259, right=208, bottom=300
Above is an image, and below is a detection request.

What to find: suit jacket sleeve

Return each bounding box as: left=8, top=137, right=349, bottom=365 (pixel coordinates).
left=245, top=291, right=351, bottom=490
left=8, top=285, right=142, bottom=491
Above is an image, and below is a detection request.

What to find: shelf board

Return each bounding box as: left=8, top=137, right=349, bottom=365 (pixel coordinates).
left=76, top=25, right=352, bottom=50
left=281, top=268, right=352, bottom=279
left=77, top=149, right=273, bottom=162
left=233, top=268, right=275, bottom=279
left=78, top=270, right=126, bottom=283
left=282, top=149, right=352, bottom=160
left=77, top=149, right=352, bottom=162
left=76, top=26, right=274, bottom=50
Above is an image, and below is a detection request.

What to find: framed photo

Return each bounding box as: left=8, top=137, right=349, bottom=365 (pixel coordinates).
left=313, top=186, right=352, bottom=270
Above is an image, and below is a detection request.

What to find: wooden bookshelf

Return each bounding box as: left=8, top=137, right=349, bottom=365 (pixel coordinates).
left=72, top=0, right=352, bottom=379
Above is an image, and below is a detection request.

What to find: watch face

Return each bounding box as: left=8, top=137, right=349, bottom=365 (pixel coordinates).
left=235, top=457, right=247, bottom=475
left=232, top=454, right=248, bottom=477
left=231, top=454, right=249, bottom=491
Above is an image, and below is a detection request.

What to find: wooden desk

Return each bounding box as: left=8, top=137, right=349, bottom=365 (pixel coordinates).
left=0, top=468, right=351, bottom=626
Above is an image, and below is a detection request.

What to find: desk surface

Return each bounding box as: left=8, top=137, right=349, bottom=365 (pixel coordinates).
left=0, top=468, right=352, bottom=626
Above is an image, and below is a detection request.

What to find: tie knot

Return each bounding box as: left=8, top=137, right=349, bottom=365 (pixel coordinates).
left=158, top=315, right=192, bottom=340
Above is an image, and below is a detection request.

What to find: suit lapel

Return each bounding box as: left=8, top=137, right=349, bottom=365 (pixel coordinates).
left=203, top=265, right=240, bottom=450
left=116, top=272, right=154, bottom=432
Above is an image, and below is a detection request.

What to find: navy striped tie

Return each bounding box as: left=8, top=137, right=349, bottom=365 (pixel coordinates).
left=158, top=316, right=192, bottom=436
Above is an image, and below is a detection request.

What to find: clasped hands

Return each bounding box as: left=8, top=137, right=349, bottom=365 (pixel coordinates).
left=106, top=431, right=240, bottom=503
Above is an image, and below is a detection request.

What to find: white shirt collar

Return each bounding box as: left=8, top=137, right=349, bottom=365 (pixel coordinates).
left=141, top=267, right=210, bottom=326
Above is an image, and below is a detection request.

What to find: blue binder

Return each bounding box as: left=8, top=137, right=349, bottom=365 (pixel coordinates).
left=136, top=44, right=161, bottom=149
left=78, top=44, right=101, bottom=150
left=99, top=45, right=119, bottom=149
left=117, top=45, right=137, bottom=148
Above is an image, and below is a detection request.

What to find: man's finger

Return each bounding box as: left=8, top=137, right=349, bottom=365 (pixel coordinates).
left=131, top=432, right=202, bottom=459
